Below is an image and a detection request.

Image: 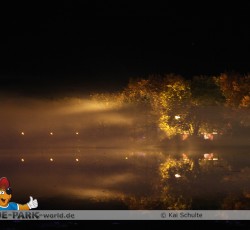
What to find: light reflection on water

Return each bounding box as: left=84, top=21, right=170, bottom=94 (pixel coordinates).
left=1, top=147, right=250, bottom=210
left=0, top=147, right=163, bottom=209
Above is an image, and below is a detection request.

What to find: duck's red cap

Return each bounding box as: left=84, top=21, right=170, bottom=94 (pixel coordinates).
left=0, top=177, right=10, bottom=190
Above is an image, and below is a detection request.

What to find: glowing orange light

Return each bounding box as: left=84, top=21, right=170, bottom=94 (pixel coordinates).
left=21, top=158, right=24, bottom=162
left=182, top=153, right=188, bottom=160
left=175, top=115, right=180, bottom=120
left=50, top=132, right=53, bottom=135
left=75, top=132, right=79, bottom=135
left=204, top=153, right=214, bottom=160
left=50, top=158, right=53, bottom=162
left=76, top=158, right=79, bottom=162
left=21, top=132, right=24, bottom=135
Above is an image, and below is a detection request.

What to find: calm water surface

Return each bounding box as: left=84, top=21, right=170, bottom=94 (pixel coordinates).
left=1, top=145, right=249, bottom=210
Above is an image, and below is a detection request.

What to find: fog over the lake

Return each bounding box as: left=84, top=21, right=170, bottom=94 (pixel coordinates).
left=0, top=93, right=162, bottom=208
left=0, top=93, right=250, bottom=211
left=0, top=94, right=142, bottom=148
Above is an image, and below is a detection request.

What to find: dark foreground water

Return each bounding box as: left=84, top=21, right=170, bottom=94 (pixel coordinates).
left=1, top=145, right=250, bottom=229
left=1, top=144, right=250, bottom=210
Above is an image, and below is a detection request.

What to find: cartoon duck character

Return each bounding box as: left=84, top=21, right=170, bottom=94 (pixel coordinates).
left=0, top=177, right=38, bottom=210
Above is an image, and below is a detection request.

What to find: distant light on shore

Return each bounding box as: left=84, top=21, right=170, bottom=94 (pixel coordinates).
left=175, top=174, right=181, bottom=178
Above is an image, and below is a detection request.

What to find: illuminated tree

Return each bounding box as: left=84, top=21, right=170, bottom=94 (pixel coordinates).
left=148, top=75, right=227, bottom=138
left=151, top=74, right=191, bottom=138
left=122, top=74, right=227, bottom=139
left=151, top=75, right=225, bottom=138
left=122, top=77, right=160, bottom=142
left=90, top=92, right=125, bottom=109
left=90, top=72, right=249, bottom=142
left=215, top=73, right=250, bottom=136
left=122, top=78, right=151, bottom=105
left=186, top=75, right=226, bottom=136
left=215, top=73, right=250, bottom=109
left=240, top=95, right=250, bottom=108
left=124, top=74, right=193, bottom=139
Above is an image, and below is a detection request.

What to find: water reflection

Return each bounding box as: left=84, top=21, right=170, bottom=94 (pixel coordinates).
left=0, top=148, right=162, bottom=209
left=0, top=147, right=250, bottom=210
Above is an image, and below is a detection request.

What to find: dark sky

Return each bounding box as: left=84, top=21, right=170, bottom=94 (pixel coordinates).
left=1, top=2, right=250, bottom=96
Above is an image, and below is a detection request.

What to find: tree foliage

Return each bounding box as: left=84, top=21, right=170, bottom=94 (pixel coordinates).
left=90, top=72, right=250, bottom=140
left=215, top=73, right=250, bottom=109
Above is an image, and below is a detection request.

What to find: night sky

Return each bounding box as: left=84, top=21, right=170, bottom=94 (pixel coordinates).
left=1, top=2, right=250, bottom=96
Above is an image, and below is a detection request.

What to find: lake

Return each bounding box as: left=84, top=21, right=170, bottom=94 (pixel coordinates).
left=1, top=145, right=250, bottom=210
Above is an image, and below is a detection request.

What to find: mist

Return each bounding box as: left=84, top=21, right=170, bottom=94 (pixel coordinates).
left=0, top=93, right=249, bottom=211
left=0, top=94, right=142, bottom=149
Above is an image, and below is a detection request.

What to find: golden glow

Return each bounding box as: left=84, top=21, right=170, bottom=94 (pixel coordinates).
left=175, top=173, right=181, bottom=178
left=125, top=157, right=128, bottom=160
left=21, top=132, right=24, bottom=135
left=160, top=157, right=194, bottom=179
left=21, top=158, right=24, bottom=162
left=175, top=115, right=180, bottom=120
left=60, top=98, right=120, bottom=115
left=62, top=187, right=124, bottom=199
left=75, top=132, right=79, bottom=135
left=204, top=153, right=214, bottom=160
left=203, top=133, right=214, bottom=140
left=182, top=153, right=189, bottom=161
left=50, top=132, right=53, bottom=135
left=50, top=158, right=53, bottom=162
left=75, top=158, right=79, bottom=162
left=182, top=133, right=189, bottom=140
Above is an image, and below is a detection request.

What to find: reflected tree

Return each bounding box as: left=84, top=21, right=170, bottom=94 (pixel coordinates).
left=221, top=167, right=250, bottom=209
left=121, top=152, right=250, bottom=210
left=157, top=153, right=233, bottom=209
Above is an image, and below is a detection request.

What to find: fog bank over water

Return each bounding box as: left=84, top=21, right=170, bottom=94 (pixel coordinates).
left=0, top=94, right=250, bottom=211
left=0, top=94, right=142, bottom=148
